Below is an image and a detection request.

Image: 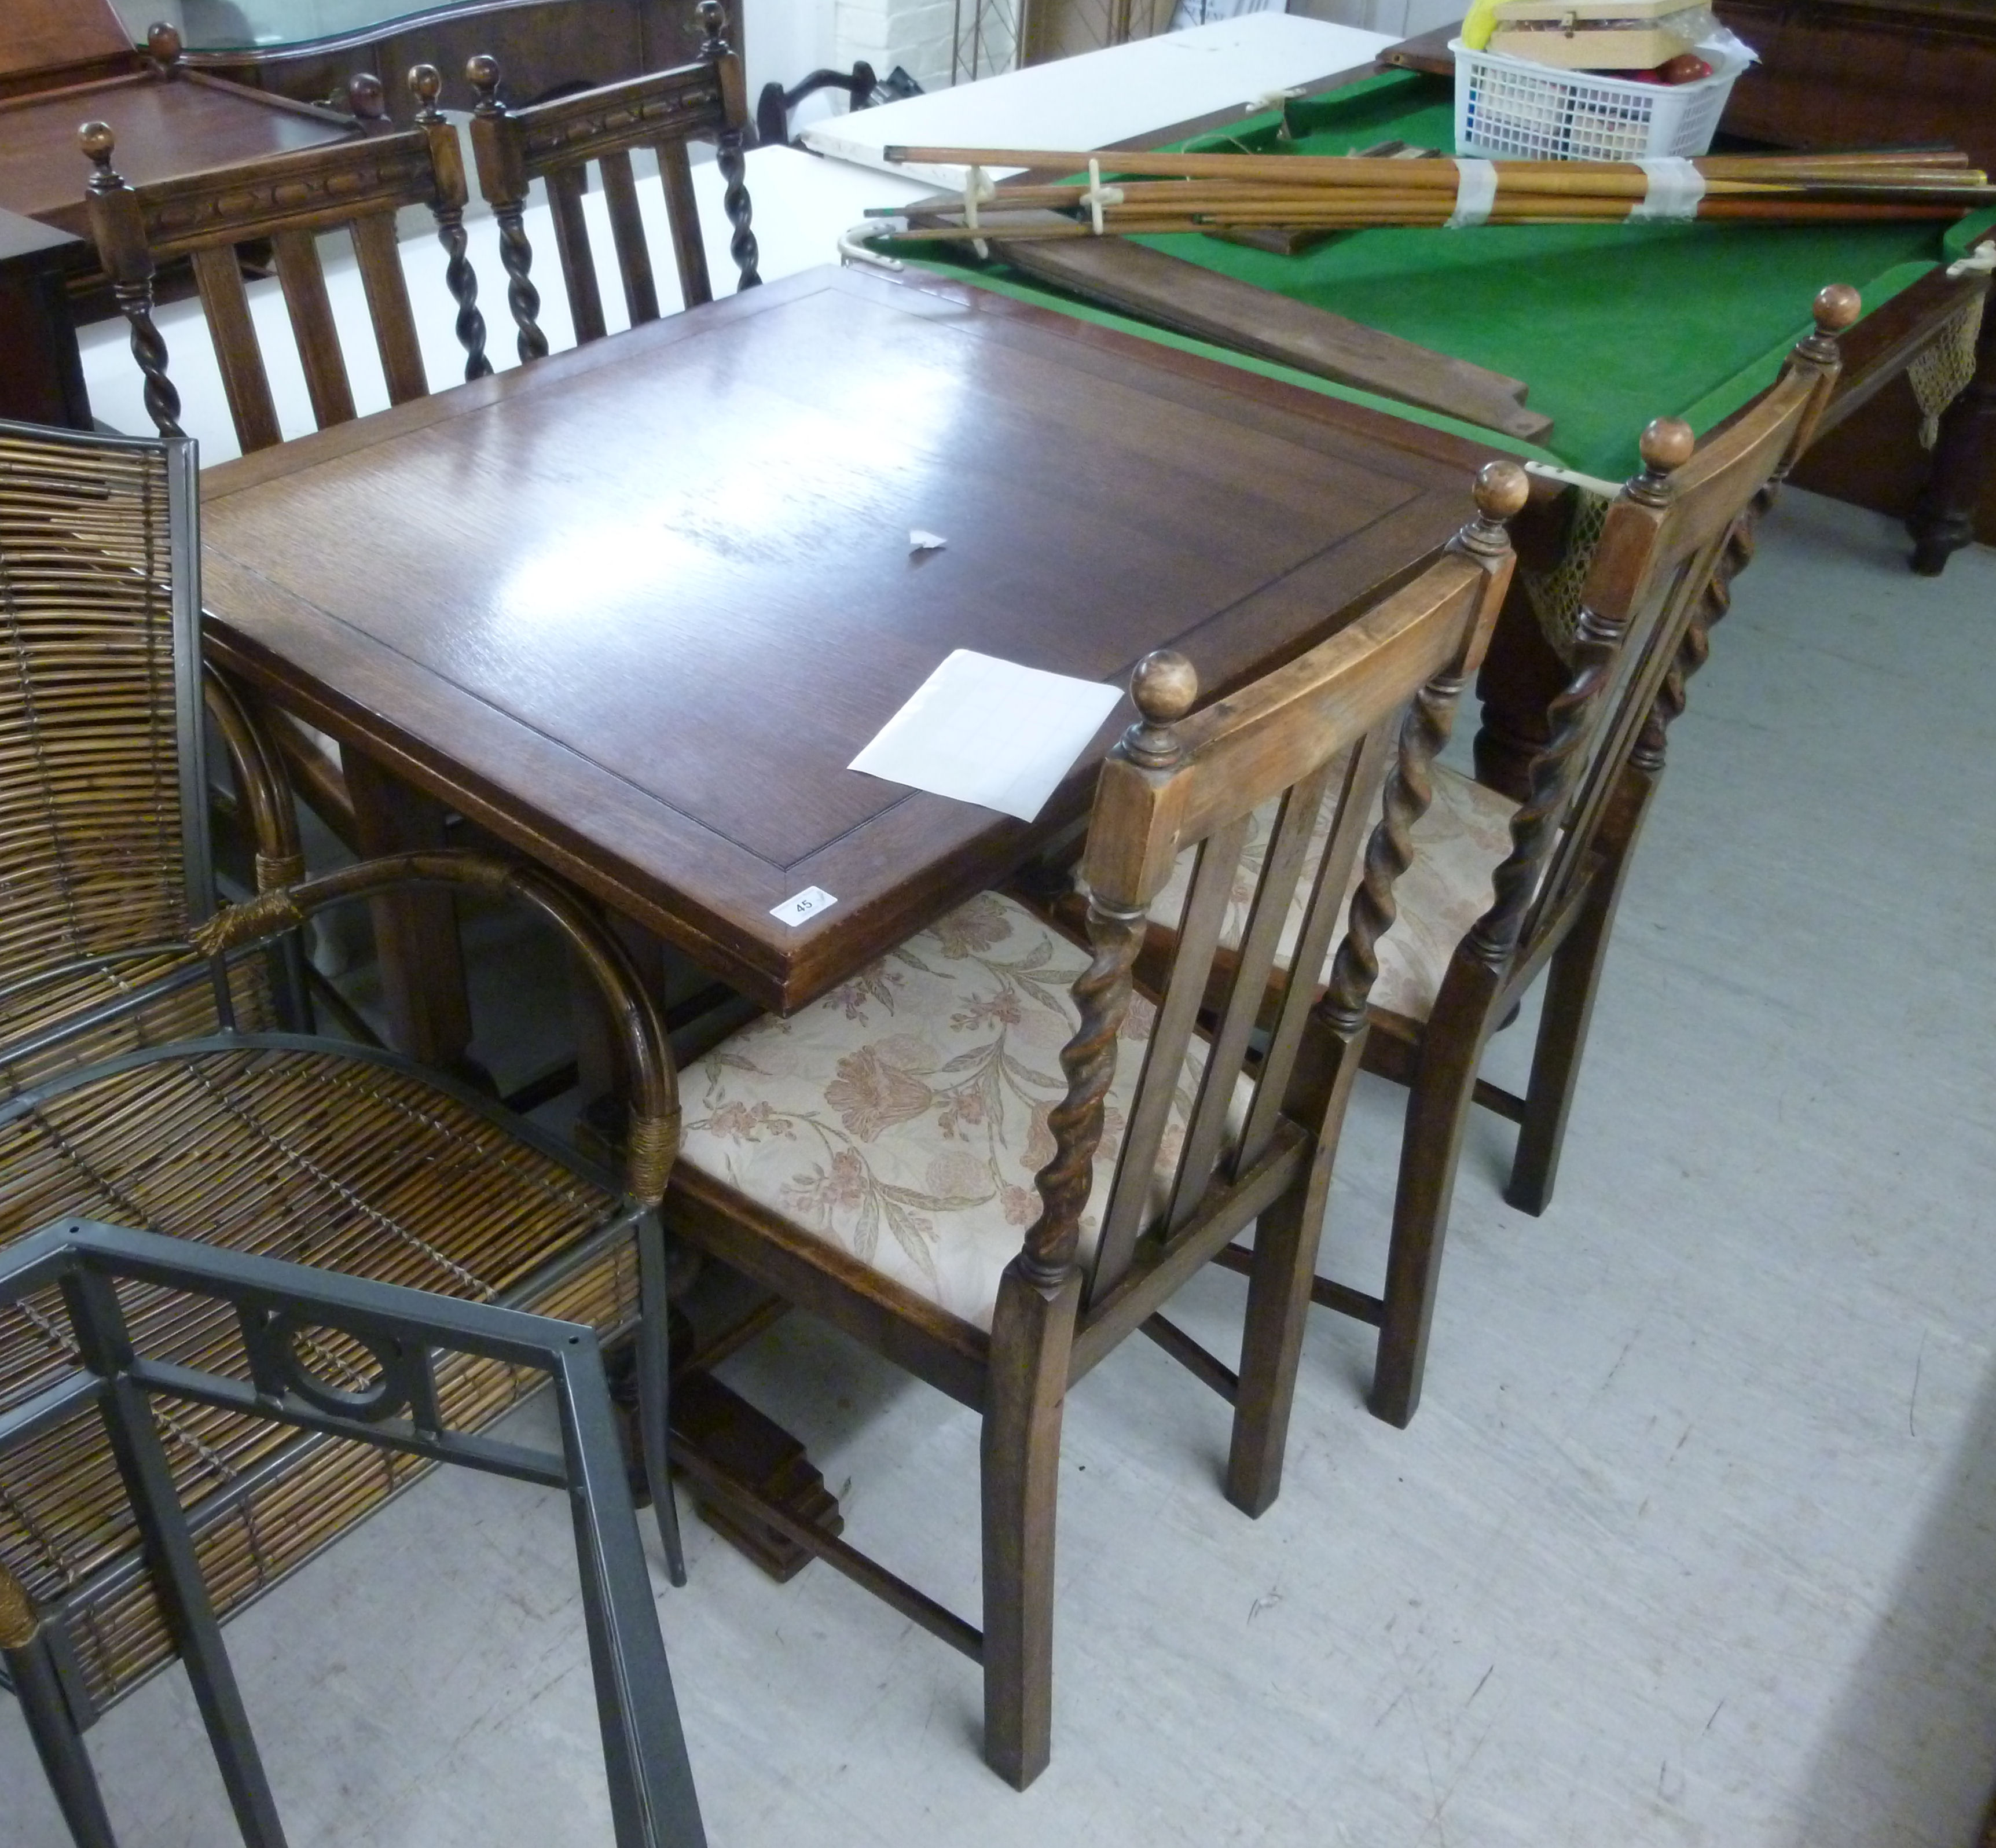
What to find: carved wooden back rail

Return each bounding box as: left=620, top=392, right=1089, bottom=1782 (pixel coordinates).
left=1468, top=284, right=1858, bottom=984
left=78, top=63, right=490, bottom=454
left=1039, top=463, right=1529, bottom=1314
left=466, top=0, right=759, bottom=362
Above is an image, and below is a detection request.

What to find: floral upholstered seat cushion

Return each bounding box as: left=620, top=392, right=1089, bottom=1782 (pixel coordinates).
left=677, top=893, right=1240, bottom=1332
left=1146, top=759, right=1520, bottom=1022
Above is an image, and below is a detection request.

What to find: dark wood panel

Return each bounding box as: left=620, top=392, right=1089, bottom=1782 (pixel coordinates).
left=1715, top=0, right=1996, bottom=169
left=0, top=73, right=362, bottom=236
left=0, top=207, right=90, bottom=427
left=0, top=0, right=136, bottom=100
left=199, top=264, right=1483, bottom=1012
left=189, top=0, right=716, bottom=124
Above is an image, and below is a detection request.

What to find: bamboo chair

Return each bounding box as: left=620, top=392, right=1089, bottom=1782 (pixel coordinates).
left=664, top=461, right=1527, bottom=1788
left=1095, top=284, right=1861, bottom=1428
left=465, top=0, right=761, bottom=363
left=0, top=420, right=683, bottom=1742
left=78, top=63, right=491, bottom=455
left=1, top=1221, right=703, bottom=1848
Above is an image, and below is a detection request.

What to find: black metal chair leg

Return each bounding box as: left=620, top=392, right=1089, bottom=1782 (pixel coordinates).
left=5, top=1623, right=121, bottom=1848
left=637, top=1214, right=688, bottom=1585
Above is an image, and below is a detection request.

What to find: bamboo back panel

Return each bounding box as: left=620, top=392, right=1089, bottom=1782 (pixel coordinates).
left=1018, top=467, right=1524, bottom=1307
left=467, top=1, right=758, bottom=361
left=78, top=69, right=490, bottom=455
left=1472, top=285, right=1858, bottom=974
left=0, top=424, right=207, bottom=1013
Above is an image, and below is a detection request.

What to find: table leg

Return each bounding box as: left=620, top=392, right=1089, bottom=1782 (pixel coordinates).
left=1909, top=288, right=1996, bottom=576
left=344, top=749, right=475, bottom=1072
left=1473, top=574, right=1568, bottom=803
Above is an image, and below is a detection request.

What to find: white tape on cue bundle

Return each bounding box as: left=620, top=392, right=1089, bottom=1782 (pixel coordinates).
left=1080, top=157, right=1125, bottom=236
left=963, top=163, right=995, bottom=259
left=1445, top=159, right=1499, bottom=229
left=1627, top=157, right=1708, bottom=222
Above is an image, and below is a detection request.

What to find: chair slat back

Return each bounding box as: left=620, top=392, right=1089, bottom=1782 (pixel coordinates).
left=78, top=67, right=491, bottom=455
left=0, top=424, right=207, bottom=998
left=467, top=0, right=760, bottom=362
left=1022, top=466, right=1527, bottom=1306
left=1470, top=286, right=1856, bottom=974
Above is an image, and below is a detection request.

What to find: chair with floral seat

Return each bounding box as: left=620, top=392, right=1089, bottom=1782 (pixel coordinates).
left=663, top=460, right=1528, bottom=1788
left=1060, top=284, right=1861, bottom=1430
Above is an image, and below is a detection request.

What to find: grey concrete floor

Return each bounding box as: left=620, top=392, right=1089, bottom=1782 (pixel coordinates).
left=6, top=490, right=1994, bottom=1846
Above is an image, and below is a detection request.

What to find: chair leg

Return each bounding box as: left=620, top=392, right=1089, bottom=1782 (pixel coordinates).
left=636, top=1214, right=687, bottom=1586
left=1226, top=1026, right=1357, bottom=1515
left=1370, top=1028, right=1484, bottom=1429
left=1505, top=896, right=1613, bottom=1217
left=5, top=1627, right=119, bottom=1848
left=1224, top=1180, right=1323, bottom=1518
left=981, top=1263, right=1080, bottom=1791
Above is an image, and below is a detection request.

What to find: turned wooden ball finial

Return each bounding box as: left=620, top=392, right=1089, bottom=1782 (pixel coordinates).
left=1639, top=417, right=1696, bottom=475
left=1475, top=458, right=1530, bottom=521
left=408, top=62, right=443, bottom=115
left=1456, top=457, right=1530, bottom=557
left=1799, top=281, right=1862, bottom=367
left=1813, top=282, right=1862, bottom=336
left=698, top=0, right=731, bottom=52
left=1628, top=416, right=1694, bottom=504
left=1124, top=649, right=1199, bottom=768
left=146, top=21, right=183, bottom=67
left=346, top=71, right=387, bottom=120
left=78, top=121, right=124, bottom=196
left=466, top=53, right=502, bottom=111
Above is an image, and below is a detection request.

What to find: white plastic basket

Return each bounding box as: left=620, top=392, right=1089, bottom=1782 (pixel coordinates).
left=1451, top=38, right=1747, bottom=162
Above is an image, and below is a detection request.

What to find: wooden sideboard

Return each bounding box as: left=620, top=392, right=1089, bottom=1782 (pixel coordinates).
left=167, top=0, right=720, bottom=122
left=1714, top=0, right=1996, bottom=171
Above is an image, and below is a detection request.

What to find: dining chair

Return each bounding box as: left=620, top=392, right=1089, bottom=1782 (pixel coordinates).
left=663, top=459, right=1527, bottom=1788
left=0, top=419, right=683, bottom=1742
left=465, top=0, right=761, bottom=363
left=76, top=62, right=494, bottom=850
left=1, top=1220, right=703, bottom=1848
left=1106, top=284, right=1861, bottom=1428
left=78, top=63, right=491, bottom=454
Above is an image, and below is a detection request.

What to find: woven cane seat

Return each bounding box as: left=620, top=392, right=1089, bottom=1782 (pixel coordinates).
left=1145, top=759, right=1521, bottom=1022
left=0, top=1042, right=637, bottom=1711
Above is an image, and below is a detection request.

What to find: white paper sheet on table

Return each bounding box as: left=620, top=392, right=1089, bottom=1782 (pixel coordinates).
left=850, top=650, right=1124, bottom=822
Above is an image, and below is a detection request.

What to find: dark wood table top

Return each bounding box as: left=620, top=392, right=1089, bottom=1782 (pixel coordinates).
left=199, top=263, right=1487, bottom=1012
left=0, top=71, right=361, bottom=234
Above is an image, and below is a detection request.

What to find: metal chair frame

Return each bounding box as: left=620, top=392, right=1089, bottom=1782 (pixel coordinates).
left=0, top=418, right=688, bottom=1805
left=0, top=1218, right=705, bottom=1848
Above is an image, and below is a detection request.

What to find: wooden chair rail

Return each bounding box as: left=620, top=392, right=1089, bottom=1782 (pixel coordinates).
left=465, top=0, right=758, bottom=359
left=78, top=62, right=491, bottom=455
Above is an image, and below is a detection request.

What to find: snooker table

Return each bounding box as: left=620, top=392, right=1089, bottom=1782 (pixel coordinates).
left=891, top=63, right=1993, bottom=785
left=901, top=65, right=1994, bottom=570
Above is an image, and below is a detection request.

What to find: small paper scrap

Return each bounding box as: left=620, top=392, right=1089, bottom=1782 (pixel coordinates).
left=770, top=886, right=837, bottom=927
left=849, top=648, right=1123, bottom=822
left=909, top=528, right=948, bottom=553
